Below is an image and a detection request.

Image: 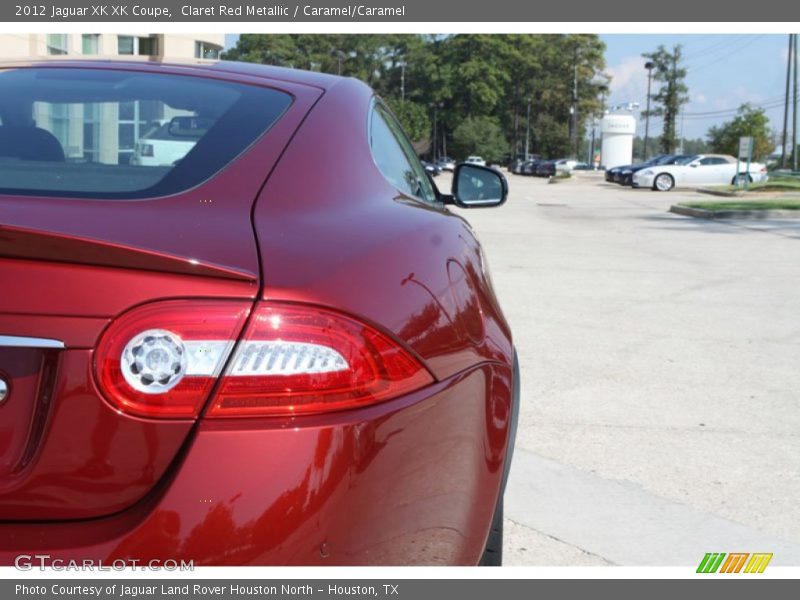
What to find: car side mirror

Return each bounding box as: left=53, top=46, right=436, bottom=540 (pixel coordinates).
left=690, top=163, right=699, bottom=168
left=444, top=163, right=508, bottom=208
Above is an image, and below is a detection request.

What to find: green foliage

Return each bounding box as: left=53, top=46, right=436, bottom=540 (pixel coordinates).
left=681, top=138, right=711, bottom=156
left=451, top=116, right=508, bottom=163
left=385, top=98, right=431, bottom=143
left=642, top=45, right=690, bottom=155
left=682, top=200, right=800, bottom=211
left=706, top=104, right=774, bottom=161
left=632, top=136, right=709, bottom=160
left=222, top=34, right=608, bottom=159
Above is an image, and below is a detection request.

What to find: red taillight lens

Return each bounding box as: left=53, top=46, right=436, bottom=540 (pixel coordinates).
left=94, top=300, right=251, bottom=419
left=95, top=300, right=433, bottom=420
left=207, top=303, right=434, bottom=418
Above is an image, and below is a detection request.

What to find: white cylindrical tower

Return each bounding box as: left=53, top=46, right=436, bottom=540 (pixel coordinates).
left=600, top=114, right=636, bottom=169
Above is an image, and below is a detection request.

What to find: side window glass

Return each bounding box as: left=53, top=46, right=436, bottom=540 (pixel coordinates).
left=369, top=104, right=437, bottom=204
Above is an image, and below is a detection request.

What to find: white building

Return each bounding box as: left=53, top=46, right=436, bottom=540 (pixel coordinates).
left=0, top=33, right=224, bottom=60
left=600, top=113, right=637, bottom=169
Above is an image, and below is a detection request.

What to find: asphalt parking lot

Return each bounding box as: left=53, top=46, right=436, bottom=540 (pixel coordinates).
left=447, top=171, right=800, bottom=566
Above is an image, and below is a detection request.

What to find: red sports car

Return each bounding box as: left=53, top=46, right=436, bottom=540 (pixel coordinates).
left=0, top=59, right=518, bottom=566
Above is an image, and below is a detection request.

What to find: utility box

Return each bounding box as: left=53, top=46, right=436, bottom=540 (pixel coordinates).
left=601, top=114, right=636, bottom=169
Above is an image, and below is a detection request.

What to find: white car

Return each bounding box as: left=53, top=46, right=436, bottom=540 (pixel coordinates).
left=555, top=158, right=578, bottom=174
left=131, top=116, right=208, bottom=167
left=465, top=156, right=486, bottom=166
left=632, top=154, right=768, bottom=191
left=436, top=156, right=456, bottom=171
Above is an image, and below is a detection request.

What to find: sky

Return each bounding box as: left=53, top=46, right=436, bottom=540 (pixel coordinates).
left=224, top=33, right=797, bottom=142
left=601, top=34, right=794, bottom=141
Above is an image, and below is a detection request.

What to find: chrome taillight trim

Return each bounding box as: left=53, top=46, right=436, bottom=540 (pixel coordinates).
left=0, top=335, right=65, bottom=349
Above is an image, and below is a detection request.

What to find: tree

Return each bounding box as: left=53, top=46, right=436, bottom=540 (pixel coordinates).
left=451, top=116, right=508, bottom=163
left=385, top=98, right=431, bottom=143
left=222, top=34, right=609, bottom=159
left=706, top=104, right=774, bottom=161
left=642, top=45, right=690, bottom=154
left=681, top=137, right=711, bottom=155
left=630, top=136, right=708, bottom=159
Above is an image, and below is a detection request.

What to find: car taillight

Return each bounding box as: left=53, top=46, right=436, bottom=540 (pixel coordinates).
left=95, top=300, right=251, bottom=419
left=207, top=303, right=434, bottom=418
left=95, top=300, right=433, bottom=420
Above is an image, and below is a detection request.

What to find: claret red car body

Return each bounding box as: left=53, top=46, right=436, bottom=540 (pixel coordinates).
left=0, top=59, right=518, bottom=565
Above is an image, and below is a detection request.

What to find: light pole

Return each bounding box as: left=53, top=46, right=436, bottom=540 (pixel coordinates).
left=643, top=60, right=654, bottom=161
left=590, top=83, right=608, bottom=168
left=597, top=87, right=608, bottom=169
left=525, top=97, right=531, bottom=158
left=332, top=50, right=345, bottom=75
left=793, top=32, right=798, bottom=171
left=780, top=34, right=793, bottom=169
left=571, top=45, right=579, bottom=159
left=432, top=106, right=437, bottom=162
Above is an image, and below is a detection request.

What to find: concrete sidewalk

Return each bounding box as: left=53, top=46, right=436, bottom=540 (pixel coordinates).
left=448, top=172, right=800, bottom=566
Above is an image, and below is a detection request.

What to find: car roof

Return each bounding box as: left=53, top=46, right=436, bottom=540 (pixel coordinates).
left=697, top=154, right=736, bottom=161
left=0, top=56, right=344, bottom=90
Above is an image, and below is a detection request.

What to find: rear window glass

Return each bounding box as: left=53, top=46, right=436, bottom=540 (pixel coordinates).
left=0, top=67, right=292, bottom=199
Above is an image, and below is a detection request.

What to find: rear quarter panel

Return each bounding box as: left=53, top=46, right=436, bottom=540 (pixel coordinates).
left=249, top=77, right=515, bottom=563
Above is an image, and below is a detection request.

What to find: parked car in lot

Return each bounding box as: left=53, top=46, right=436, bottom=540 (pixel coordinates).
left=0, top=60, right=518, bottom=566
left=436, top=156, right=456, bottom=171
left=130, top=117, right=208, bottom=166
left=617, top=154, right=692, bottom=186
left=605, top=164, right=626, bottom=182
left=508, top=154, right=539, bottom=174
left=421, top=160, right=441, bottom=176
left=606, top=155, right=665, bottom=183
left=465, top=155, right=487, bottom=166
left=519, top=159, right=542, bottom=176
left=554, top=158, right=578, bottom=174
left=632, top=154, right=768, bottom=191
left=535, top=159, right=557, bottom=177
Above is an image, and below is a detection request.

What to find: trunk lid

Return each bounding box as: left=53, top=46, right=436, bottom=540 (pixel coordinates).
left=0, top=63, right=322, bottom=520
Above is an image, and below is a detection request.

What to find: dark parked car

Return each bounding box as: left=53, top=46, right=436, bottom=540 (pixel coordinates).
left=0, top=60, right=518, bottom=566
left=607, top=155, right=667, bottom=184
left=535, top=160, right=557, bottom=177
left=422, top=160, right=441, bottom=176
left=509, top=154, right=539, bottom=174
left=520, top=158, right=543, bottom=176
left=509, top=159, right=527, bottom=174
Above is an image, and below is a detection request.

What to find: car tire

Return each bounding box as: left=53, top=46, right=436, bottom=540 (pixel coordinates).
left=479, top=498, right=504, bottom=566
left=653, top=173, right=674, bottom=192
left=732, top=173, right=752, bottom=185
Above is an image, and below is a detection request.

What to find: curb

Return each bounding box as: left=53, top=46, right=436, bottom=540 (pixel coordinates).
left=670, top=205, right=800, bottom=220
left=696, top=187, right=743, bottom=197
left=697, top=187, right=800, bottom=198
